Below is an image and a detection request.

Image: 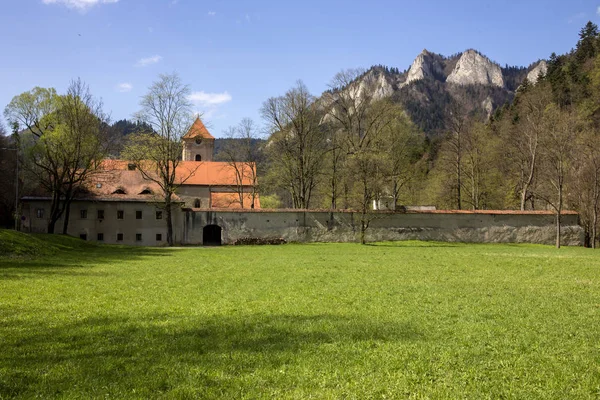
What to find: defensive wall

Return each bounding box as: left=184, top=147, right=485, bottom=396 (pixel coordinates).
left=182, top=209, right=584, bottom=246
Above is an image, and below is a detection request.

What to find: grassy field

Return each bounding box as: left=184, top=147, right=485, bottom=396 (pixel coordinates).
left=1, top=230, right=600, bottom=399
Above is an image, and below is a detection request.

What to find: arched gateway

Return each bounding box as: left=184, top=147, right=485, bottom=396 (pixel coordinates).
left=203, top=225, right=222, bottom=246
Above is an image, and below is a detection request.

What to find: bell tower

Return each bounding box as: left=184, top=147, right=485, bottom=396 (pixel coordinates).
left=182, top=117, right=215, bottom=162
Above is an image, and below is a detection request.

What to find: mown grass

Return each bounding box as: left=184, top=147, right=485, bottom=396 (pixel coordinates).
left=1, top=231, right=600, bottom=398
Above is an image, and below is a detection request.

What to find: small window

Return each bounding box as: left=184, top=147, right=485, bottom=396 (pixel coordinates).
left=117, top=210, right=124, bottom=220
left=113, top=188, right=126, bottom=195
left=195, top=154, right=202, bottom=161
left=36, top=208, right=44, bottom=218
left=194, top=199, right=201, bottom=208
left=97, top=210, right=104, bottom=220
left=136, top=210, right=142, bottom=219
left=139, top=188, right=153, bottom=195
left=156, top=210, right=163, bottom=220
left=79, top=233, right=87, bottom=241
left=136, top=233, right=142, bottom=242
left=127, top=163, right=136, bottom=171
left=80, top=210, right=87, bottom=219
left=97, top=233, right=104, bottom=241
left=195, top=137, right=202, bottom=145
left=117, top=233, right=123, bottom=241
left=156, top=233, right=162, bottom=241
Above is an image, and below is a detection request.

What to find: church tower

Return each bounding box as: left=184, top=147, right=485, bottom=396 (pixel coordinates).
left=182, top=117, right=215, bottom=162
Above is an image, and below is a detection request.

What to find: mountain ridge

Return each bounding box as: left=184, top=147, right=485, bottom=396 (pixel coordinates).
left=320, top=49, right=547, bottom=136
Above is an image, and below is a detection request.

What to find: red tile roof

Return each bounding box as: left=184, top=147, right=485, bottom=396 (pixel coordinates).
left=80, top=169, right=181, bottom=202
left=177, top=161, right=256, bottom=186
left=100, top=160, right=256, bottom=187
left=182, top=117, right=214, bottom=140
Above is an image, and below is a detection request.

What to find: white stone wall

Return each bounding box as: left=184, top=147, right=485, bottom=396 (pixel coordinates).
left=183, top=210, right=583, bottom=246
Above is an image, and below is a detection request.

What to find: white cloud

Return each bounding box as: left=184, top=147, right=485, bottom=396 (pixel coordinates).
left=188, top=91, right=232, bottom=106
left=208, top=11, right=216, bottom=16
left=116, top=83, right=132, bottom=93
left=135, top=55, right=163, bottom=67
left=597, top=6, right=600, bottom=16
left=189, top=91, right=232, bottom=122
left=42, top=0, right=119, bottom=11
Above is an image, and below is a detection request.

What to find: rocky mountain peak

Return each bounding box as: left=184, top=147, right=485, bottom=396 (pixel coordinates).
left=446, top=49, right=504, bottom=87
left=526, top=60, right=548, bottom=84
left=355, top=69, right=395, bottom=101
left=405, top=49, right=444, bottom=85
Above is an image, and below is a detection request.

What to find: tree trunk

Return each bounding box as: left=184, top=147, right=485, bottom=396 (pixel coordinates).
left=520, top=187, right=528, bottom=211
left=48, top=191, right=61, bottom=234
left=521, top=152, right=536, bottom=211
left=593, top=209, right=598, bottom=249
left=48, top=218, right=56, bottom=234
left=456, top=154, right=462, bottom=210
left=360, top=211, right=367, bottom=245
left=593, top=168, right=599, bottom=249
left=392, top=180, right=398, bottom=211
left=556, top=187, right=563, bottom=249
left=61, top=188, right=75, bottom=235
left=62, top=200, right=72, bottom=235
left=165, top=199, right=174, bottom=246
left=556, top=212, right=561, bottom=249
left=343, top=183, right=349, bottom=210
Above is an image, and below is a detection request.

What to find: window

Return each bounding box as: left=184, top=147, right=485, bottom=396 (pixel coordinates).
left=117, top=210, right=124, bottom=220
left=79, top=233, right=87, bottom=241
left=195, top=137, right=202, bottom=145
left=156, top=233, right=162, bottom=241
left=97, top=233, right=104, bottom=241
left=97, top=210, right=104, bottom=220
left=194, top=199, right=201, bottom=208
left=117, top=233, right=123, bottom=241
left=140, top=189, right=153, bottom=195
left=136, top=210, right=142, bottom=219
left=156, top=210, right=163, bottom=220
left=136, top=233, right=142, bottom=242
left=112, top=188, right=126, bottom=195
left=36, top=208, right=44, bottom=219
left=127, top=163, right=136, bottom=171
left=195, top=154, right=201, bottom=161
left=80, top=209, right=87, bottom=219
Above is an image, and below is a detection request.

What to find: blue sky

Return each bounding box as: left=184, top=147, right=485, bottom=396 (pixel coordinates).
left=0, top=0, right=598, bottom=137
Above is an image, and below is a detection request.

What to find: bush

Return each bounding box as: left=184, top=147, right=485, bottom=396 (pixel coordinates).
left=232, top=237, right=286, bottom=245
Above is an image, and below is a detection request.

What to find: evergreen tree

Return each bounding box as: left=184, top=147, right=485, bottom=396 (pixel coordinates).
left=576, top=21, right=599, bottom=63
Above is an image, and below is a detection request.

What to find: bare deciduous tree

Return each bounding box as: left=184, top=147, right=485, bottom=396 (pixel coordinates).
left=220, top=118, right=261, bottom=209
left=570, top=125, right=600, bottom=247
left=261, top=81, right=325, bottom=209
left=537, top=104, right=579, bottom=248
left=326, top=70, right=412, bottom=242
left=511, top=84, right=552, bottom=210
left=122, top=73, right=196, bottom=246
left=444, top=97, right=470, bottom=210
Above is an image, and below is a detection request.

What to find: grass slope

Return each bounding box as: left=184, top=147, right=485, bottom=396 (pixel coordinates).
left=0, top=230, right=99, bottom=258
left=1, top=232, right=600, bottom=398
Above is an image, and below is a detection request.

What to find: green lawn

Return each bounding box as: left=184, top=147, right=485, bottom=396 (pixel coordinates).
left=1, top=231, right=600, bottom=399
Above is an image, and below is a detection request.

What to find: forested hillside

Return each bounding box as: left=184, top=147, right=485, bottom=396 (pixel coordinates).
left=256, top=21, right=600, bottom=247
left=483, top=21, right=600, bottom=246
